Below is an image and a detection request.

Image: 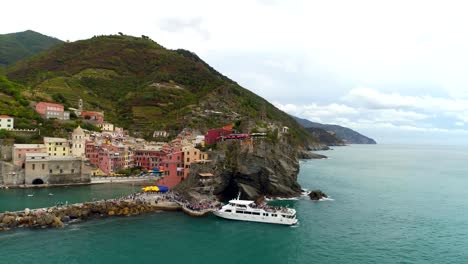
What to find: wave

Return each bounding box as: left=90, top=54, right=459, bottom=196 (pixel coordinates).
left=265, top=196, right=299, bottom=201
left=318, top=197, right=334, bottom=201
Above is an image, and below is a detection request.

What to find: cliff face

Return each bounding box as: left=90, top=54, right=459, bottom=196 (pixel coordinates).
left=176, top=138, right=303, bottom=200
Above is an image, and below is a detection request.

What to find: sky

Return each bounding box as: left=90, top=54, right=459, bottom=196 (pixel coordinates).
left=2, top=0, right=468, bottom=144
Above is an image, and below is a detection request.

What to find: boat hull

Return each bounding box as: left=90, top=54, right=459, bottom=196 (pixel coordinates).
left=213, top=211, right=297, bottom=225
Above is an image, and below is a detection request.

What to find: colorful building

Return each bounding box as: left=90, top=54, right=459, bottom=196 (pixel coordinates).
left=157, top=151, right=184, bottom=188
left=81, top=111, right=104, bottom=124
left=44, top=137, right=70, bottom=156
left=0, top=115, right=14, bottom=130
left=182, top=146, right=208, bottom=178
left=85, top=142, right=133, bottom=175
left=35, top=102, right=70, bottom=120
left=12, top=144, right=47, bottom=167
left=134, top=148, right=166, bottom=171
left=204, top=127, right=233, bottom=145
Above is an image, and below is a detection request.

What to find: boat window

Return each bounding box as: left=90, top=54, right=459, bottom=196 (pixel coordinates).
left=236, top=211, right=243, bottom=214
left=225, top=210, right=231, bottom=213
left=244, top=211, right=251, bottom=214
left=252, top=212, right=260, bottom=215
left=272, top=214, right=277, bottom=217
left=263, top=213, right=268, bottom=216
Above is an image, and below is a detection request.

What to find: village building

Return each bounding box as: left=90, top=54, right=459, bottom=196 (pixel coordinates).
left=204, top=127, right=233, bottom=145
left=153, top=130, right=169, bottom=138
left=12, top=144, right=47, bottom=168
left=85, top=142, right=133, bottom=175
left=134, top=147, right=166, bottom=171
left=98, top=122, right=114, bottom=132
left=71, top=126, right=86, bottom=157
left=0, top=115, right=14, bottom=130
left=157, top=151, right=185, bottom=188
left=24, top=153, right=88, bottom=185
left=44, top=137, right=70, bottom=156
left=182, top=146, right=208, bottom=178
left=35, top=102, right=70, bottom=120
left=81, top=111, right=104, bottom=124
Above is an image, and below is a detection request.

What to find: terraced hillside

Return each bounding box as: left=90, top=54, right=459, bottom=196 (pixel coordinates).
left=5, top=34, right=318, bottom=147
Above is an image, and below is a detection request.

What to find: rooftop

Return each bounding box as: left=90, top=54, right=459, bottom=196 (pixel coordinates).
left=0, top=115, right=12, bottom=118
left=13, top=144, right=46, bottom=149
left=43, top=137, right=68, bottom=143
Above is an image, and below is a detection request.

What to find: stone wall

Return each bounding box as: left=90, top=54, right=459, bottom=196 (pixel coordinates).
left=0, top=139, right=13, bottom=162
left=0, top=161, right=24, bottom=185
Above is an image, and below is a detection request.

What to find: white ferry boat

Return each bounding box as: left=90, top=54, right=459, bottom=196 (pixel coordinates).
left=213, top=196, right=298, bottom=225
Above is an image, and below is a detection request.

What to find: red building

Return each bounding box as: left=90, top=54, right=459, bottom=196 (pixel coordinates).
left=134, top=149, right=166, bottom=170
left=204, top=128, right=233, bottom=145
left=157, top=151, right=185, bottom=188
left=81, top=111, right=104, bottom=124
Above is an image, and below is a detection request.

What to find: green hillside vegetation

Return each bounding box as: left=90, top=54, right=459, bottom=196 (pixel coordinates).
left=0, top=30, right=63, bottom=66
left=5, top=34, right=318, bottom=147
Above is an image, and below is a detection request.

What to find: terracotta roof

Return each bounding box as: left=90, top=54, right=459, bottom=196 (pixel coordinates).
left=0, top=115, right=12, bottom=118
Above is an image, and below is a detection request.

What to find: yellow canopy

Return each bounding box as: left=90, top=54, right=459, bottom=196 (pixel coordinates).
left=141, top=186, right=160, bottom=192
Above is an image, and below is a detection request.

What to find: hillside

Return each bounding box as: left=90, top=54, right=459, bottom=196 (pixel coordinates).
left=0, top=30, right=63, bottom=67
left=305, top=127, right=344, bottom=146
left=4, top=34, right=319, bottom=148
left=294, top=116, right=377, bottom=144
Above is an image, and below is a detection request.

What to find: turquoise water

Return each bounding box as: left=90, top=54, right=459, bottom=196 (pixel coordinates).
left=1, top=144, right=468, bottom=263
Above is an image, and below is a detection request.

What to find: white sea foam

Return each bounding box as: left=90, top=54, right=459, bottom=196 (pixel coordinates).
left=318, top=197, right=334, bottom=201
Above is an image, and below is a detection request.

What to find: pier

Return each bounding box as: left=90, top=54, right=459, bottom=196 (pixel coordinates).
left=0, top=192, right=218, bottom=232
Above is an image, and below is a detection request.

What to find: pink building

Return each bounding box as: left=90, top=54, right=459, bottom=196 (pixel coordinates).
left=35, top=102, right=69, bottom=120
left=13, top=144, right=47, bottom=168
left=85, top=143, right=133, bottom=175
left=157, top=151, right=185, bottom=188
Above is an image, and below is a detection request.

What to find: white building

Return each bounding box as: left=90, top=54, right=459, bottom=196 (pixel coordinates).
left=71, top=126, right=86, bottom=157
left=98, top=122, right=114, bottom=132
left=0, top=115, right=14, bottom=130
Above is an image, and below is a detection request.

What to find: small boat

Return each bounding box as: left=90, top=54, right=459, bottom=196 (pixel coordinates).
left=213, top=194, right=298, bottom=225
left=48, top=193, right=54, bottom=196
left=27, top=194, right=34, bottom=197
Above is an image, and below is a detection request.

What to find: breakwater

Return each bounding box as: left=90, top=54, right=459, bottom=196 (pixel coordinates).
left=0, top=194, right=184, bottom=232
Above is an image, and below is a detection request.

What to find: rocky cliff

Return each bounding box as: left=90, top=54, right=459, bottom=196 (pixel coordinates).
left=175, top=137, right=307, bottom=201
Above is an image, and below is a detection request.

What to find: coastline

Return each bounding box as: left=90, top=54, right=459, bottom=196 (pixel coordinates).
left=0, top=192, right=217, bottom=232
left=1, top=176, right=158, bottom=189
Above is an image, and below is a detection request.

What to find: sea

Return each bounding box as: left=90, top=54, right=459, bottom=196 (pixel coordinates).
left=1, top=144, right=468, bottom=263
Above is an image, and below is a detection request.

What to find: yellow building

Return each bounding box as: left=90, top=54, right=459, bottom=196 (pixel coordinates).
left=44, top=137, right=70, bottom=157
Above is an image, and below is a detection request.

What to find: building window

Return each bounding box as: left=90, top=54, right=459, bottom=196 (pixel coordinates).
left=32, top=164, right=35, bottom=170
left=60, top=169, right=63, bottom=173
left=42, top=164, right=45, bottom=170
left=71, top=169, right=75, bottom=173
left=187, top=158, right=190, bottom=162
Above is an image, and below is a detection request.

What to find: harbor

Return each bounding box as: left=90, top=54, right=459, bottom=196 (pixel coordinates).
left=0, top=190, right=220, bottom=232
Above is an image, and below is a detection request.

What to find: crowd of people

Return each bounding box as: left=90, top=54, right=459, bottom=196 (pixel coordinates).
left=185, top=201, right=218, bottom=211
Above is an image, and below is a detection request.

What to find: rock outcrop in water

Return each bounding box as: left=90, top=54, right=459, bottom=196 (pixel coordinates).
left=309, top=190, right=328, bottom=200
left=176, top=138, right=304, bottom=200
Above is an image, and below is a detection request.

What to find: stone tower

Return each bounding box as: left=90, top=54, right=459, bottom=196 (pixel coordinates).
left=71, top=126, right=85, bottom=157
left=78, top=98, right=83, bottom=111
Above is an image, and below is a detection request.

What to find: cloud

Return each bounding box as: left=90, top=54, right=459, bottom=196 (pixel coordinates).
left=159, top=17, right=210, bottom=40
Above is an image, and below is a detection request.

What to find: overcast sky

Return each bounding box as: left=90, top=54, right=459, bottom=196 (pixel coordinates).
left=3, top=0, right=468, bottom=144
